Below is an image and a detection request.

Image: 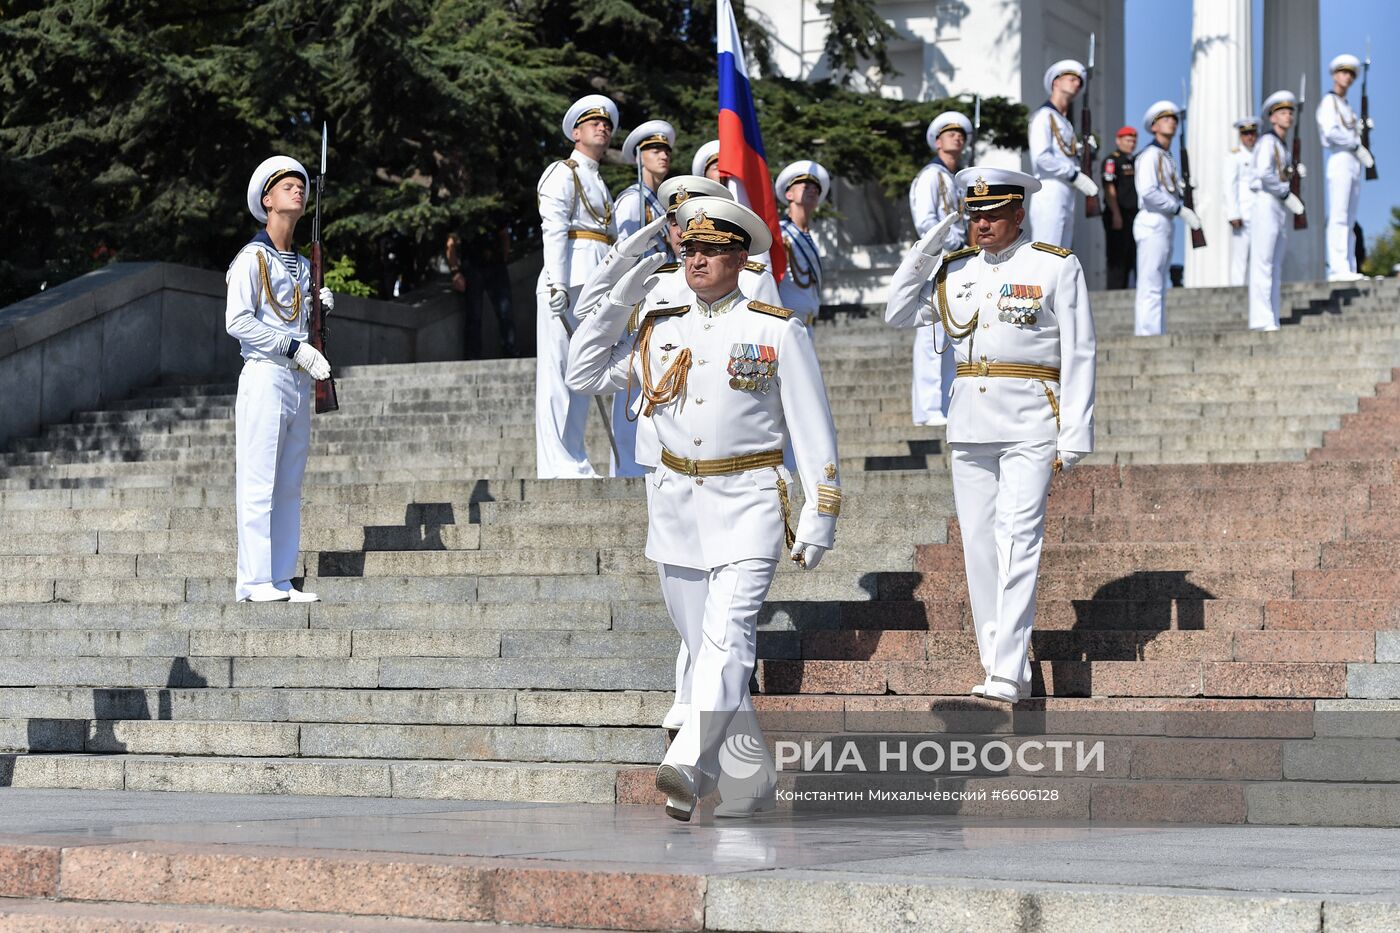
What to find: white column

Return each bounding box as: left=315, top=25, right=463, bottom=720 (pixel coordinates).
left=1184, top=0, right=1252, bottom=287
left=1262, top=0, right=1324, bottom=283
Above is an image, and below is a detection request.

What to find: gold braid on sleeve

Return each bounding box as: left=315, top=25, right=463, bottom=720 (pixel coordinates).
left=627, top=316, right=691, bottom=419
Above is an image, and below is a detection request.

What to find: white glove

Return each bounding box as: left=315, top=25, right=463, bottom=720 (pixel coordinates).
left=1071, top=172, right=1099, bottom=198
left=1366, top=117, right=1375, bottom=130
left=917, top=213, right=960, bottom=257
left=292, top=342, right=331, bottom=381
left=1295, top=163, right=1307, bottom=179
left=318, top=286, right=335, bottom=312
left=1086, top=134, right=1099, bottom=152
left=617, top=214, right=671, bottom=258
left=546, top=285, right=569, bottom=317
left=1178, top=206, right=1202, bottom=230
left=611, top=253, right=666, bottom=307
left=1283, top=193, right=1306, bottom=216
left=1055, top=449, right=1086, bottom=473
left=1357, top=146, right=1375, bottom=169
left=791, top=541, right=826, bottom=570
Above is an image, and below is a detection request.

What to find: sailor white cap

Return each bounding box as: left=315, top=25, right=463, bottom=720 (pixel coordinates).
left=621, top=120, right=676, bottom=162
left=246, top=155, right=308, bottom=223
left=691, top=139, right=722, bottom=177
left=656, top=175, right=732, bottom=215
left=1261, top=90, right=1298, bottom=121
left=1330, top=53, right=1362, bottom=75
left=926, top=111, right=973, bottom=151
left=774, top=160, right=831, bottom=203
left=956, top=166, right=1041, bottom=212
left=1233, top=116, right=1259, bottom=131
left=561, top=94, right=618, bottom=143
left=1143, top=100, right=1182, bottom=131
left=674, top=196, right=772, bottom=254
left=1043, top=59, right=1086, bottom=95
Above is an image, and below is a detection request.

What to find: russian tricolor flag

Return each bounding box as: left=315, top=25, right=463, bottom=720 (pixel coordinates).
left=717, top=0, right=785, bottom=282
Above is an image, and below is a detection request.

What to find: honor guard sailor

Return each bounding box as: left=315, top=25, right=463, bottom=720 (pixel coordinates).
left=535, top=94, right=618, bottom=478
left=908, top=111, right=971, bottom=426
left=1225, top=118, right=1259, bottom=286
left=1029, top=60, right=1100, bottom=248
left=1250, top=91, right=1306, bottom=331
left=1133, top=101, right=1202, bottom=336
left=885, top=167, right=1096, bottom=703
left=566, top=197, right=840, bottom=820
left=1317, top=54, right=1373, bottom=280
left=615, top=120, right=675, bottom=258
left=226, top=156, right=336, bottom=603
left=692, top=139, right=723, bottom=182
left=774, top=160, right=829, bottom=327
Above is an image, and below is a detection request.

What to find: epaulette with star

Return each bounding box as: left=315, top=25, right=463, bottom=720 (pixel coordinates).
left=744, top=260, right=768, bottom=273
left=749, top=300, right=794, bottom=320
left=939, top=245, right=980, bottom=267
left=657, top=262, right=681, bottom=273
left=645, top=304, right=690, bottom=319
left=1032, top=241, right=1073, bottom=258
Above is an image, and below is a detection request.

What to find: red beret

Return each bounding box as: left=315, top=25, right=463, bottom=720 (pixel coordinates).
left=1116, top=126, right=1137, bottom=138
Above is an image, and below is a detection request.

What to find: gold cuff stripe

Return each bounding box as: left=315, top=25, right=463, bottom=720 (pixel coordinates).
left=568, top=230, right=615, bottom=244
left=816, top=484, right=842, bottom=516
left=955, top=362, right=1061, bottom=381
left=660, top=448, right=784, bottom=477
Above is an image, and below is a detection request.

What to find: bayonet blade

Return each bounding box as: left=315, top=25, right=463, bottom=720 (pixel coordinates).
left=1088, top=32, right=1095, bottom=71
left=973, top=94, right=981, bottom=130
left=1365, top=36, right=1371, bottom=66
left=320, top=122, right=328, bottom=175
left=1299, top=72, right=1307, bottom=108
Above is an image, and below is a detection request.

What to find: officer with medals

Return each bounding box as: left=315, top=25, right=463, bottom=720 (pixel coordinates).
left=567, top=197, right=840, bottom=820
left=1317, top=54, right=1374, bottom=281
left=225, top=156, right=336, bottom=603
left=885, top=168, right=1096, bottom=704
left=1029, top=60, right=1100, bottom=249
left=908, top=111, right=971, bottom=426
left=1133, top=101, right=1202, bottom=336
left=774, top=160, right=829, bottom=327
left=614, top=120, right=675, bottom=259
left=535, top=94, right=618, bottom=479
left=1250, top=91, right=1307, bottom=332
left=1225, top=118, right=1259, bottom=287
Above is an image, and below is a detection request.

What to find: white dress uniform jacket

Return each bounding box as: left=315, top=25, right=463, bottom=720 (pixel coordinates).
left=613, top=183, right=669, bottom=259
left=1248, top=132, right=1292, bottom=331
left=908, top=160, right=965, bottom=425
left=535, top=151, right=617, bottom=478
left=1028, top=103, right=1082, bottom=248
left=1317, top=91, right=1364, bottom=278
left=1225, top=145, right=1256, bottom=286
left=1132, top=142, right=1184, bottom=336
left=778, top=218, right=822, bottom=325
left=909, top=160, right=968, bottom=244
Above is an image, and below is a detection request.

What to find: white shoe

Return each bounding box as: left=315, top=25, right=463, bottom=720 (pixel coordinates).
left=285, top=588, right=320, bottom=603
left=715, top=794, right=777, bottom=818
left=662, top=702, right=690, bottom=732
left=970, top=683, right=987, bottom=697
left=656, top=763, right=701, bottom=822
left=981, top=679, right=1024, bottom=704
left=241, top=583, right=289, bottom=603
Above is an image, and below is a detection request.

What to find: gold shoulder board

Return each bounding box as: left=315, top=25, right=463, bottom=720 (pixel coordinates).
left=939, top=245, right=980, bottom=267
left=657, top=262, right=681, bottom=273
left=749, top=300, right=794, bottom=320
left=647, top=304, right=690, bottom=319
left=1032, top=242, right=1073, bottom=258
left=744, top=260, right=768, bottom=273
left=563, top=158, right=579, bottom=169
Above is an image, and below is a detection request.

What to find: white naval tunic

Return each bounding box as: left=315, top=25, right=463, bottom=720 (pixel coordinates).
left=1249, top=132, right=1292, bottom=331
left=777, top=217, right=822, bottom=326
left=1028, top=103, right=1082, bottom=249
left=1316, top=91, right=1364, bottom=279
left=225, top=233, right=315, bottom=602
left=1132, top=141, right=1185, bottom=336
left=535, top=151, right=616, bottom=478
left=909, top=160, right=966, bottom=425
left=613, top=183, right=670, bottom=259
left=885, top=232, right=1096, bottom=691
left=1225, top=145, right=1256, bottom=286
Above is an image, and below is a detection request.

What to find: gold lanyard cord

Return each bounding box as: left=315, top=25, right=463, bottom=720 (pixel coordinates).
left=935, top=258, right=978, bottom=339
left=256, top=251, right=302, bottom=323
left=628, top=317, right=692, bottom=418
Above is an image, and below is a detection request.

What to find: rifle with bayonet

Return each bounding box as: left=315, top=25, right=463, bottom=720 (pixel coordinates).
left=311, top=121, right=339, bottom=413
left=1363, top=38, right=1378, bottom=181
left=969, top=94, right=981, bottom=167
left=1291, top=74, right=1308, bottom=231
left=1080, top=33, right=1101, bottom=217
left=1180, top=80, right=1205, bottom=249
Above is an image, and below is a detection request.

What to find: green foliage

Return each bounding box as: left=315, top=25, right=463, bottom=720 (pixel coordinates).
left=821, top=0, right=898, bottom=87
left=1361, top=207, right=1400, bottom=277
left=323, top=254, right=377, bottom=297
left=0, top=0, right=1027, bottom=307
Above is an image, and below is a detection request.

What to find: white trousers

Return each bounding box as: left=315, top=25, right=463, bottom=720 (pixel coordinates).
left=1248, top=193, right=1288, bottom=332
left=1228, top=220, right=1252, bottom=287
left=1029, top=178, right=1075, bottom=249
left=534, top=282, right=600, bottom=479
left=658, top=559, right=778, bottom=798
left=1325, top=151, right=1362, bottom=279
left=609, top=390, right=644, bottom=477
left=1132, top=211, right=1173, bottom=336
left=235, top=361, right=311, bottom=601
left=912, top=324, right=955, bottom=424
left=950, top=440, right=1056, bottom=688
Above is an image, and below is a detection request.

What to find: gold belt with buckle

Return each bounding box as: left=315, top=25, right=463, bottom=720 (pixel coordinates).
left=955, top=361, right=1061, bottom=381
left=660, top=448, right=785, bottom=477
left=568, top=229, right=615, bottom=244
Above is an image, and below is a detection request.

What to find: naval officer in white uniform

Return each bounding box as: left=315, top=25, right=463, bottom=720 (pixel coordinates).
left=1132, top=100, right=1202, bottom=336
left=1317, top=53, right=1375, bottom=280
left=1225, top=118, right=1259, bottom=287
left=774, top=160, right=829, bottom=327
left=535, top=94, right=618, bottom=479
left=1250, top=90, right=1308, bottom=332
left=885, top=167, right=1096, bottom=704
left=567, top=197, right=840, bottom=820
left=226, top=156, right=335, bottom=603
left=1028, top=60, right=1100, bottom=249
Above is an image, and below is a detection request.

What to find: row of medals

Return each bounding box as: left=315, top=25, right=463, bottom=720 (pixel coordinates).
left=728, top=348, right=777, bottom=393
left=998, top=296, right=1039, bottom=327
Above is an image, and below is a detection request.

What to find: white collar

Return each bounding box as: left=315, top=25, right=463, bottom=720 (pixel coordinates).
left=695, top=287, right=744, bottom=317
left=982, top=232, right=1030, bottom=264
left=571, top=150, right=600, bottom=170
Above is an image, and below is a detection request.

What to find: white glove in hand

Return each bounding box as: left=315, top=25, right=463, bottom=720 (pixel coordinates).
left=1357, top=146, right=1375, bottom=170
left=611, top=253, right=666, bottom=307
left=1283, top=193, right=1306, bottom=216
left=917, top=213, right=960, bottom=257
left=1071, top=172, right=1100, bottom=198
left=547, top=285, right=569, bottom=317
left=1086, top=134, right=1099, bottom=152
left=1178, top=206, right=1202, bottom=230
left=318, top=286, right=335, bottom=312
left=790, top=541, right=826, bottom=570
left=1295, top=163, right=1307, bottom=179
left=617, top=214, right=671, bottom=258
left=1366, top=116, right=1375, bottom=130
left=293, top=342, right=331, bottom=381
left=1055, top=449, right=1086, bottom=473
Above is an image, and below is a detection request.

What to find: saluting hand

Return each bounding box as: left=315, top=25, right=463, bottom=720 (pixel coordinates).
left=617, top=214, right=671, bottom=259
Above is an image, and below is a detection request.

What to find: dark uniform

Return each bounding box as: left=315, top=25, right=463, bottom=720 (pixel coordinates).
left=1100, top=146, right=1138, bottom=289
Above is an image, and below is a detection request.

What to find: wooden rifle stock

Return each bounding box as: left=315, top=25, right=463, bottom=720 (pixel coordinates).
left=310, top=222, right=339, bottom=413
left=1179, top=133, right=1205, bottom=249
left=1289, top=131, right=1307, bottom=231
left=1080, top=103, right=1100, bottom=217
left=1362, top=61, right=1378, bottom=180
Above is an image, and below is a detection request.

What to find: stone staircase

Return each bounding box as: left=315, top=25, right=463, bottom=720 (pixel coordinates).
left=1, top=277, right=1398, bottom=824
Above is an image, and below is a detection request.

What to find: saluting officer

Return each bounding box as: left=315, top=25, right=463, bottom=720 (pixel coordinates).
left=535, top=94, right=618, bottom=479
left=1225, top=118, right=1259, bottom=287
left=1029, top=60, right=1100, bottom=249
left=1317, top=54, right=1375, bottom=281
left=885, top=168, right=1096, bottom=704
left=908, top=111, right=971, bottom=426
left=567, top=197, right=840, bottom=821
left=1250, top=91, right=1307, bottom=332
left=774, top=160, right=829, bottom=327
left=1133, top=100, right=1202, bottom=336
left=226, top=156, right=336, bottom=603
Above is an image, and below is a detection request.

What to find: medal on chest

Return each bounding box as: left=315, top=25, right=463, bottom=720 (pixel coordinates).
left=997, top=283, right=1041, bottom=326
left=728, top=343, right=778, bottom=393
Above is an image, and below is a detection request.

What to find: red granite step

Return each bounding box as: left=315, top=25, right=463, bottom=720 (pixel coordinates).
left=915, top=569, right=1294, bottom=602
left=1294, top=569, right=1400, bottom=599
left=917, top=541, right=1319, bottom=574
left=1049, top=511, right=1347, bottom=543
